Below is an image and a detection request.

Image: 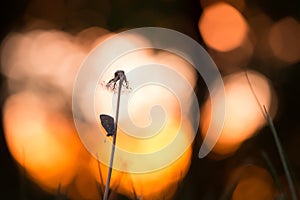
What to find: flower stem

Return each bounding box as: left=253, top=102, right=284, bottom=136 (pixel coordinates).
left=103, top=77, right=124, bottom=200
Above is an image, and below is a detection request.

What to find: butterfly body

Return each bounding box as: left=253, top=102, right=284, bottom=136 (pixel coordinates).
left=99, top=114, right=115, bottom=136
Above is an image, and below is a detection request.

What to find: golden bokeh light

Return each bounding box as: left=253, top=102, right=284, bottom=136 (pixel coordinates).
left=93, top=47, right=196, bottom=125
left=269, top=17, right=300, bottom=65
left=0, top=27, right=103, bottom=197
left=198, top=2, right=249, bottom=52
left=116, top=145, right=191, bottom=200
left=200, top=70, right=275, bottom=156
left=1, top=0, right=298, bottom=199
left=228, top=165, right=276, bottom=200
left=3, top=90, right=82, bottom=191
left=69, top=166, right=102, bottom=200
left=89, top=120, right=193, bottom=199
left=1, top=26, right=197, bottom=199
left=75, top=26, right=112, bottom=51
left=91, top=44, right=197, bottom=198
left=0, top=30, right=87, bottom=96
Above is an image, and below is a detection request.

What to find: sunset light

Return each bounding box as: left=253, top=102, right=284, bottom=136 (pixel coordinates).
left=3, top=91, right=81, bottom=191
left=200, top=70, right=275, bottom=156
left=198, top=2, right=249, bottom=52
left=1, top=1, right=298, bottom=199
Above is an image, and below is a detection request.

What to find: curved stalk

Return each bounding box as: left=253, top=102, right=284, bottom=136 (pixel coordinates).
left=103, top=77, right=124, bottom=200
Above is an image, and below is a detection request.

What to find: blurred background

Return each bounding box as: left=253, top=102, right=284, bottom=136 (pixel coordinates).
left=0, top=0, right=300, bottom=199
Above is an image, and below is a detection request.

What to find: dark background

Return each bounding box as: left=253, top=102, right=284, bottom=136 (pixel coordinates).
left=1, top=0, right=300, bottom=199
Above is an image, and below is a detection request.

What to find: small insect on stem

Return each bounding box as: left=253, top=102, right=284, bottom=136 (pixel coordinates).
left=100, top=114, right=115, bottom=136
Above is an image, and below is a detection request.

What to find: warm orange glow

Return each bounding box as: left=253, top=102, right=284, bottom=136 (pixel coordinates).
left=1, top=27, right=196, bottom=199
left=116, top=145, right=191, bottom=200
left=0, top=30, right=87, bottom=96
left=3, top=91, right=81, bottom=191
left=269, top=17, right=300, bottom=64
left=200, top=70, right=275, bottom=156
left=233, top=178, right=275, bottom=199
left=198, top=2, right=249, bottom=52
left=93, top=48, right=196, bottom=123
left=91, top=47, right=196, bottom=198
left=0, top=28, right=101, bottom=196
left=76, top=26, right=112, bottom=51
left=228, top=165, right=276, bottom=199
left=69, top=166, right=102, bottom=200
left=89, top=120, right=193, bottom=199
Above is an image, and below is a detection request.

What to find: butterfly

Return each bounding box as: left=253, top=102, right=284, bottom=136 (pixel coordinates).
left=99, top=114, right=115, bottom=136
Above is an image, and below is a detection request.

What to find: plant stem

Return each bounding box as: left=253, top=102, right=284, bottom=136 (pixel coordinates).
left=263, top=106, right=298, bottom=200
left=245, top=70, right=298, bottom=199
left=103, top=78, right=124, bottom=200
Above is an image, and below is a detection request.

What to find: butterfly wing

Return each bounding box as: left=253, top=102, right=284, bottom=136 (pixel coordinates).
left=99, top=114, right=115, bottom=136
